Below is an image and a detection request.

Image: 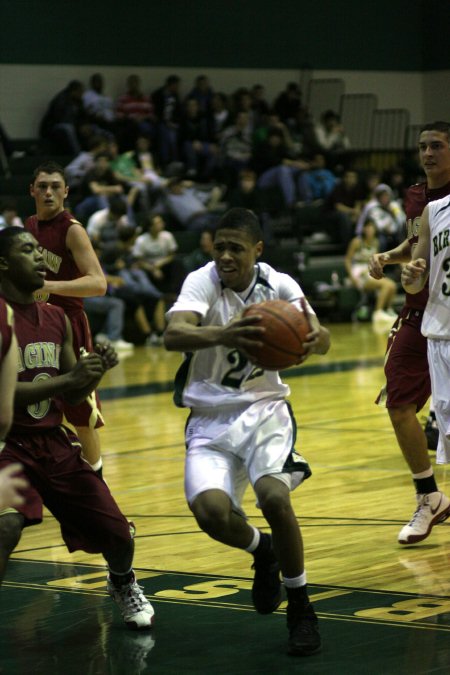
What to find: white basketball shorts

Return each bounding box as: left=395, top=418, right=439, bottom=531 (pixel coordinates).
left=427, top=339, right=450, bottom=464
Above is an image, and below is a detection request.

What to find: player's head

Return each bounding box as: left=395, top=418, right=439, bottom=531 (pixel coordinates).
left=212, top=208, right=263, bottom=291
left=418, top=121, right=450, bottom=187
left=30, top=162, right=68, bottom=219
left=0, top=227, right=46, bottom=299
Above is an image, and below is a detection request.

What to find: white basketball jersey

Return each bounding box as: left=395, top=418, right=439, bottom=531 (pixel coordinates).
left=167, top=261, right=314, bottom=408
left=422, top=195, right=450, bottom=339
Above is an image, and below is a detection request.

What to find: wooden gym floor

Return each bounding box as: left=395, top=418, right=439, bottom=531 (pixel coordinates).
left=1, top=322, right=450, bottom=674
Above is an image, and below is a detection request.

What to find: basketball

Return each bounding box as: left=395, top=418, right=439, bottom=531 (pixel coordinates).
left=242, top=299, right=311, bottom=370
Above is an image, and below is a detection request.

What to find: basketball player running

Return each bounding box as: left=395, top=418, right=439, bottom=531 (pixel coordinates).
left=26, top=161, right=107, bottom=477
left=0, top=296, right=28, bottom=510
left=164, top=208, right=330, bottom=656
left=369, top=121, right=450, bottom=544
left=401, top=194, right=450, bottom=467
left=0, top=227, right=154, bottom=629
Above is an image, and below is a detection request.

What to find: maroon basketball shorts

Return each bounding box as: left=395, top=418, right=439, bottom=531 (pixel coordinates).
left=0, top=426, right=130, bottom=553
left=376, top=307, right=431, bottom=412
left=64, top=309, right=104, bottom=429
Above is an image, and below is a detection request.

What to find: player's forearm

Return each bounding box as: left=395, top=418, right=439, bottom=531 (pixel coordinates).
left=382, top=239, right=412, bottom=264
left=164, top=323, right=223, bottom=351
left=15, top=373, right=74, bottom=406
left=43, top=274, right=107, bottom=298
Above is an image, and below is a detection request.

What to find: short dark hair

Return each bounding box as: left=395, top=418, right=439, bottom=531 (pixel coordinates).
left=419, top=121, right=450, bottom=142
left=31, top=161, right=67, bottom=185
left=215, top=208, right=263, bottom=244
left=0, top=226, right=27, bottom=259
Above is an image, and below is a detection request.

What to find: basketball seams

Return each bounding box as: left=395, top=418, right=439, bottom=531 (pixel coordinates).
left=247, top=305, right=307, bottom=351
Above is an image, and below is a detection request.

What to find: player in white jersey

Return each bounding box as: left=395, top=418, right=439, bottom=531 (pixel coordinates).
left=402, top=194, right=450, bottom=472
left=164, top=208, right=330, bottom=657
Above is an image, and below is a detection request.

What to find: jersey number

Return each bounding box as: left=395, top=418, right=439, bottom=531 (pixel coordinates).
left=442, top=257, right=450, bottom=296
left=27, top=373, right=51, bottom=420
left=221, top=349, right=263, bottom=389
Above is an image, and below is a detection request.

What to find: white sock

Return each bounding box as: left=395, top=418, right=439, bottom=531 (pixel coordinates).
left=89, top=458, right=103, bottom=472
left=283, top=571, right=307, bottom=588
left=412, top=467, right=434, bottom=480
left=244, top=526, right=260, bottom=553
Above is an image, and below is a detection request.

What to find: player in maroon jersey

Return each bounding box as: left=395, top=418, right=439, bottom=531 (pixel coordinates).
left=369, top=121, right=450, bottom=545
left=26, top=161, right=107, bottom=477
left=0, top=297, right=28, bottom=510
left=0, top=227, right=154, bottom=628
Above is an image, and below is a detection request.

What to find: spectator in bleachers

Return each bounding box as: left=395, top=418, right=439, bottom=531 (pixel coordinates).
left=83, top=291, right=134, bottom=352
left=64, top=135, right=108, bottom=190
left=116, top=74, right=156, bottom=148
left=345, top=217, right=397, bottom=324
left=304, top=153, right=337, bottom=202
left=40, top=80, right=89, bottom=155
left=74, top=152, right=125, bottom=222
left=160, top=178, right=223, bottom=231
left=210, top=92, right=232, bottom=142
left=108, top=140, right=155, bottom=212
left=178, top=98, right=218, bottom=181
left=323, top=168, right=363, bottom=248
left=355, top=183, right=405, bottom=251
left=181, top=228, right=214, bottom=274
left=187, top=75, right=214, bottom=115
left=152, top=75, right=183, bottom=167
left=252, top=127, right=312, bottom=208
left=86, top=195, right=134, bottom=246
left=83, top=73, right=116, bottom=128
left=313, top=110, right=350, bottom=169
left=383, top=165, right=407, bottom=202
left=0, top=200, right=24, bottom=229
left=273, top=82, right=304, bottom=131
left=220, top=111, right=253, bottom=186
left=227, top=168, right=264, bottom=212
left=131, top=135, right=168, bottom=191
left=250, top=84, right=270, bottom=129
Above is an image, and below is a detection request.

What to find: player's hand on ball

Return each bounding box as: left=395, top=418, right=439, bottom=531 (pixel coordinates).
left=222, top=313, right=266, bottom=357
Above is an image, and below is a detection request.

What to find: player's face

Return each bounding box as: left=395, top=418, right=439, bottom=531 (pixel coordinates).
left=212, top=229, right=263, bottom=292
left=3, top=232, right=46, bottom=293
left=30, top=171, right=68, bottom=219
left=418, top=131, right=450, bottom=186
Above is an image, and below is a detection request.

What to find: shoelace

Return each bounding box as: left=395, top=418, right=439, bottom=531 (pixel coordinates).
left=119, top=582, right=148, bottom=610
left=408, top=496, right=431, bottom=527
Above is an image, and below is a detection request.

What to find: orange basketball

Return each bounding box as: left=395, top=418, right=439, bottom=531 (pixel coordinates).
left=242, top=299, right=311, bottom=370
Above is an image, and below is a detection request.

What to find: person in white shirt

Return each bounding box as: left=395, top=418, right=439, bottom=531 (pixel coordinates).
left=164, top=207, right=330, bottom=657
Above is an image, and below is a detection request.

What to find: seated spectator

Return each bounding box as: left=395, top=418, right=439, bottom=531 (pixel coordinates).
left=178, top=98, right=218, bottom=181
left=273, top=82, right=304, bottom=131
left=226, top=169, right=273, bottom=243
left=355, top=183, right=405, bottom=251
left=116, top=74, right=156, bottom=147
left=304, top=153, right=337, bottom=202
left=181, top=228, right=214, bottom=274
left=161, top=178, right=223, bottom=231
left=187, top=75, right=214, bottom=114
left=0, top=201, right=24, bottom=229
left=252, top=127, right=312, bottom=208
left=86, top=195, right=134, bottom=245
left=345, top=218, right=397, bottom=324
left=382, top=165, right=407, bottom=202
left=132, top=135, right=167, bottom=190
left=152, top=75, right=182, bottom=168
left=108, top=140, right=155, bottom=212
left=84, top=293, right=134, bottom=352
left=64, top=135, right=108, bottom=190
left=83, top=73, right=116, bottom=128
left=210, top=92, right=232, bottom=142
left=314, top=110, right=350, bottom=169
left=98, top=228, right=164, bottom=346
left=220, top=111, right=253, bottom=186
left=74, top=152, right=125, bottom=222
left=132, top=213, right=185, bottom=294
left=323, top=168, right=363, bottom=248
left=250, top=84, right=270, bottom=129
left=40, top=80, right=89, bottom=154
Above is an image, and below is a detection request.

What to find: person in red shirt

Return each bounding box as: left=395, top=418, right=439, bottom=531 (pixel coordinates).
left=26, top=161, right=107, bottom=477
left=369, top=121, right=450, bottom=545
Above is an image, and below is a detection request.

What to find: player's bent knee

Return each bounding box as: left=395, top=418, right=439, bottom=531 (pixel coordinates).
left=388, top=404, right=417, bottom=426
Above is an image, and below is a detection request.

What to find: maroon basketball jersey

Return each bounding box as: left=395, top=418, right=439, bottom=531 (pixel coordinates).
left=25, top=210, right=83, bottom=313
left=0, top=298, right=13, bottom=360
left=6, top=300, right=67, bottom=432
left=403, top=180, right=450, bottom=310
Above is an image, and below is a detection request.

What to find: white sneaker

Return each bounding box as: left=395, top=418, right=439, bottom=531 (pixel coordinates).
left=398, top=491, right=450, bottom=545
left=372, top=309, right=394, bottom=323
left=111, top=339, right=135, bottom=351
left=107, top=574, right=155, bottom=629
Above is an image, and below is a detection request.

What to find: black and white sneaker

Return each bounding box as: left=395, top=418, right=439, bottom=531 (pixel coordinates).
left=287, top=601, right=321, bottom=656
left=107, top=573, right=155, bottom=630
left=251, top=536, right=282, bottom=614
